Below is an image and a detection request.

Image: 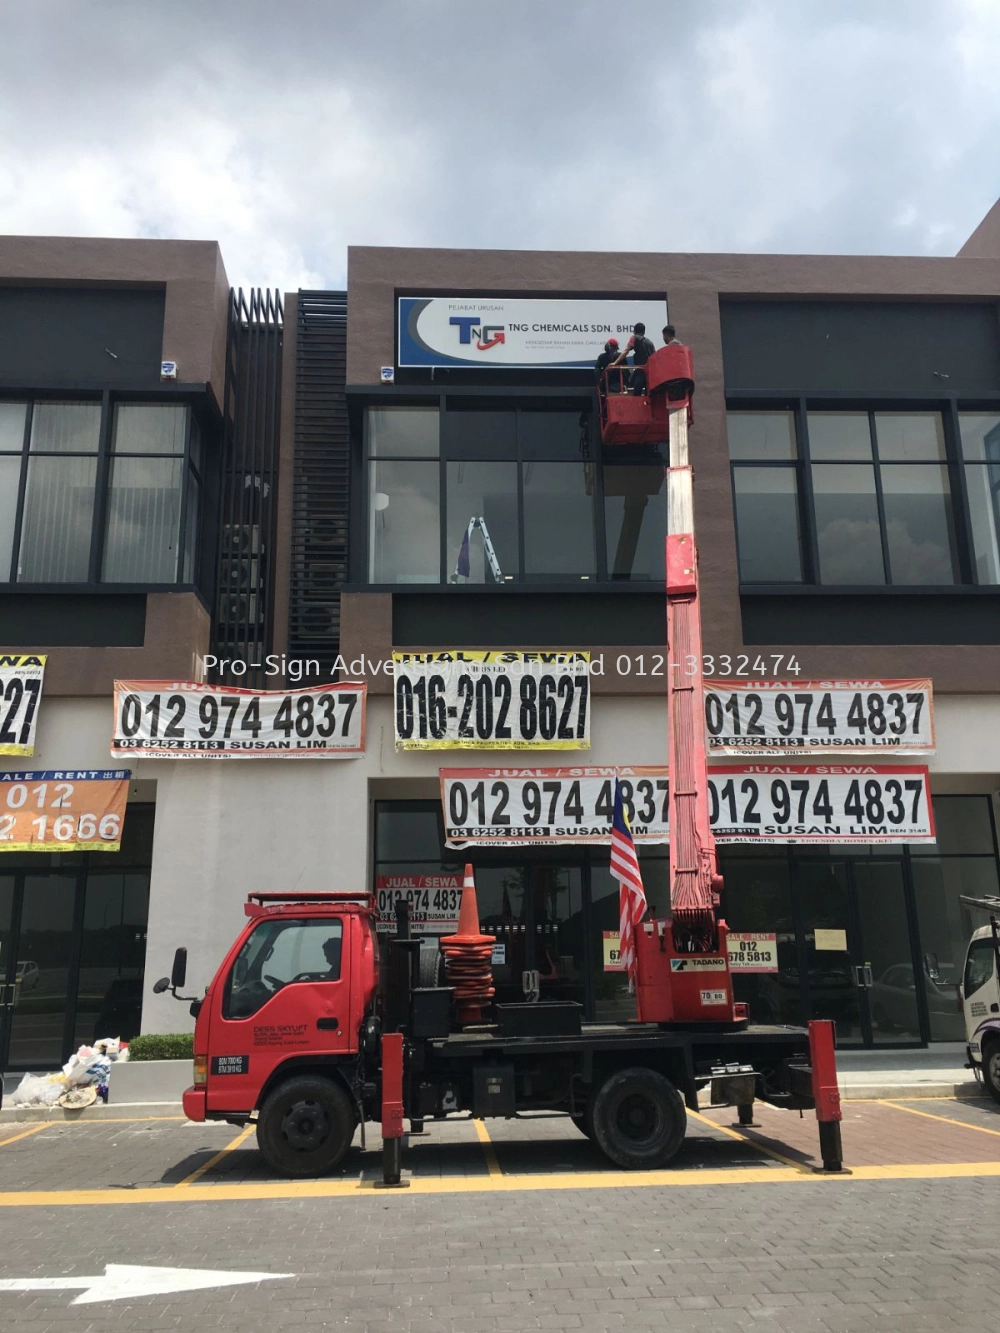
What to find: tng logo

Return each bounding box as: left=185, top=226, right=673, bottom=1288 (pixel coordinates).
left=449, top=315, right=505, bottom=351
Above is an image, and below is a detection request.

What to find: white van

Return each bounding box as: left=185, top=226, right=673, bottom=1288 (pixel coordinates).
left=960, top=896, right=1000, bottom=1102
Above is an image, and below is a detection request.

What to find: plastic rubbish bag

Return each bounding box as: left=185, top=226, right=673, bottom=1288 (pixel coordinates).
left=62, top=1046, right=113, bottom=1088
left=9, top=1073, right=65, bottom=1107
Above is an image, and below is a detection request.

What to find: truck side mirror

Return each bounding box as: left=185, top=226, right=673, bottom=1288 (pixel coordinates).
left=171, top=947, right=188, bottom=990
left=152, top=977, right=171, bottom=994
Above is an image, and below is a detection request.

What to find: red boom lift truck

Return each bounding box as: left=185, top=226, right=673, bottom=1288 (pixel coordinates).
left=160, top=346, right=843, bottom=1182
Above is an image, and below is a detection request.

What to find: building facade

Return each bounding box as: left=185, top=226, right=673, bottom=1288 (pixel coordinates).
left=5, top=206, right=1000, bottom=1069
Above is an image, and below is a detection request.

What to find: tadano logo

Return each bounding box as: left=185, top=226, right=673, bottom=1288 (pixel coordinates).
left=449, top=315, right=505, bottom=351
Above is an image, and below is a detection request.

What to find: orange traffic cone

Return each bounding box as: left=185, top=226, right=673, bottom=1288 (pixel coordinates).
left=440, top=863, right=496, bottom=1025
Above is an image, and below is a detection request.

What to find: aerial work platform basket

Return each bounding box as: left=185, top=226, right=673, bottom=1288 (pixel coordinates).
left=598, top=342, right=695, bottom=445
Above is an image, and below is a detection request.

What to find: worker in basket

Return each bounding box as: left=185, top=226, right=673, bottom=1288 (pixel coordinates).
left=595, top=337, right=628, bottom=396
left=611, top=322, right=656, bottom=394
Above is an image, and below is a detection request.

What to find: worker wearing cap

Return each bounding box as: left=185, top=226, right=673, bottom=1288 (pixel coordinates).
left=612, top=322, right=657, bottom=394
left=595, top=338, right=627, bottom=395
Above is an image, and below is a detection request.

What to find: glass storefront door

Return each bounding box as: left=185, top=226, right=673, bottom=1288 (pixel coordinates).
left=797, top=860, right=864, bottom=1043
left=796, top=857, right=919, bottom=1046
left=853, top=861, right=922, bottom=1043
left=6, top=873, right=80, bottom=1070
left=0, top=876, right=15, bottom=1068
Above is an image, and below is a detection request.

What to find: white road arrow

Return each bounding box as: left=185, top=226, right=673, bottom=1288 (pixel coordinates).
left=0, top=1263, right=294, bottom=1305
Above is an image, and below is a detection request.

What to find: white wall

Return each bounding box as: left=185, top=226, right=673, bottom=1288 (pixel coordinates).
left=16, top=693, right=1000, bottom=1034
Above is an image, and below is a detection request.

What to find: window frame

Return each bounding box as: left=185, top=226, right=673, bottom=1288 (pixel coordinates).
left=728, top=394, right=1000, bottom=593
left=0, top=390, right=208, bottom=591
left=358, top=389, right=676, bottom=589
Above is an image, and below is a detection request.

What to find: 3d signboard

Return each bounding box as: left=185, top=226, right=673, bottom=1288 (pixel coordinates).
left=0, top=654, right=46, bottom=757
left=397, top=297, right=669, bottom=369
left=393, top=652, right=590, bottom=751
left=704, top=680, right=934, bottom=756
left=0, top=770, right=130, bottom=852
left=111, top=681, right=366, bottom=758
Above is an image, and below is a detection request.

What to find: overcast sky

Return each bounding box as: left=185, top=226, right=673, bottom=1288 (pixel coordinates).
left=2, top=0, right=998, bottom=290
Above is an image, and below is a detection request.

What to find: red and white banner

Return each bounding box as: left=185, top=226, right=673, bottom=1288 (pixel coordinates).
left=704, top=679, right=934, bottom=756
left=441, top=767, right=669, bottom=847
left=111, top=681, right=366, bottom=758
left=707, top=764, right=935, bottom=844
left=374, top=875, right=463, bottom=935
left=442, top=764, right=935, bottom=846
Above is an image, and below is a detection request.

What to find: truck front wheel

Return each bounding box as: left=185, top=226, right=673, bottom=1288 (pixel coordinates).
left=591, top=1068, right=686, bottom=1170
left=256, top=1076, right=357, bottom=1177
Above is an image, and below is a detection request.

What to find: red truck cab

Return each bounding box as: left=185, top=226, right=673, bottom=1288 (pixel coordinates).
left=181, top=893, right=379, bottom=1150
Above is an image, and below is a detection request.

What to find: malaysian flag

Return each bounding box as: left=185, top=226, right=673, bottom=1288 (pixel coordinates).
left=610, top=778, right=647, bottom=992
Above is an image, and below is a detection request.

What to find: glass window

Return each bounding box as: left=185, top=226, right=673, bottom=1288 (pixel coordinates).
left=224, top=918, right=344, bottom=1020
left=911, top=796, right=996, bottom=856
left=881, top=465, right=958, bottom=585
left=0, top=456, right=19, bottom=581
left=732, top=467, right=803, bottom=582
left=812, top=463, right=885, bottom=584
left=911, top=856, right=999, bottom=1040
left=375, top=803, right=444, bottom=861
left=446, top=461, right=518, bottom=583
left=18, top=455, right=97, bottom=581
left=519, top=409, right=588, bottom=460
left=960, top=415, right=1000, bottom=584
left=442, top=407, right=515, bottom=459
left=183, top=472, right=200, bottom=583
left=604, top=464, right=667, bottom=581
left=29, top=402, right=100, bottom=453
left=522, top=462, right=596, bottom=580
left=102, top=457, right=184, bottom=582
left=875, top=412, right=946, bottom=461
left=958, top=412, right=1000, bottom=462
left=0, top=402, right=27, bottom=451
left=369, top=407, right=439, bottom=458
left=113, top=403, right=186, bottom=455
left=369, top=460, right=439, bottom=583
left=963, top=463, right=1000, bottom=583
left=965, top=939, right=996, bottom=996
left=727, top=411, right=796, bottom=460
left=808, top=412, right=872, bottom=461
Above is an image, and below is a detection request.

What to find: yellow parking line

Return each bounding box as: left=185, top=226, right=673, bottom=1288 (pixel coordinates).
left=0, top=1159, right=999, bottom=1207
left=0, top=1124, right=50, bottom=1149
left=879, top=1100, right=1000, bottom=1138
left=686, top=1108, right=811, bottom=1173
left=176, top=1124, right=255, bottom=1187
left=472, top=1119, right=502, bottom=1178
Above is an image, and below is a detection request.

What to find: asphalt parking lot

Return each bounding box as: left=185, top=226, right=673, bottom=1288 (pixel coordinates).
left=0, top=1100, right=998, bottom=1332
left=0, top=1095, right=998, bottom=1203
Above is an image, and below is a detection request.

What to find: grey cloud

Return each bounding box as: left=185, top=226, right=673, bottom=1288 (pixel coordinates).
left=0, top=0, right=998, bottom=289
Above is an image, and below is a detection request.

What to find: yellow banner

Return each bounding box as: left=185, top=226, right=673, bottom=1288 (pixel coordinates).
left=392, top=651, right=591, bottom=751
left=0, top=655, right=47, bottom=757
left=0, top=769, right=129, bottom=852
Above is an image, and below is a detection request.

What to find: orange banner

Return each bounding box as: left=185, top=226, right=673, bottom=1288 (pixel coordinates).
left=0, top=769, right=130, bottom=852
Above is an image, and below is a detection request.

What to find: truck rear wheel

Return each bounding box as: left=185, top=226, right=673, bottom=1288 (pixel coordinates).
left=983, top=1040, right=1000, bottom=1105
left=591, top=1067, right=686, bottom=1170
left=256, top=1076, right=357, bottom=1178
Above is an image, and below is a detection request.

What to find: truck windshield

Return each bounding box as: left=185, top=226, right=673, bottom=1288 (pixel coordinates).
left=964, top=938, right=997, bottom=997
left=223, top=917, right=344, bottom=1020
